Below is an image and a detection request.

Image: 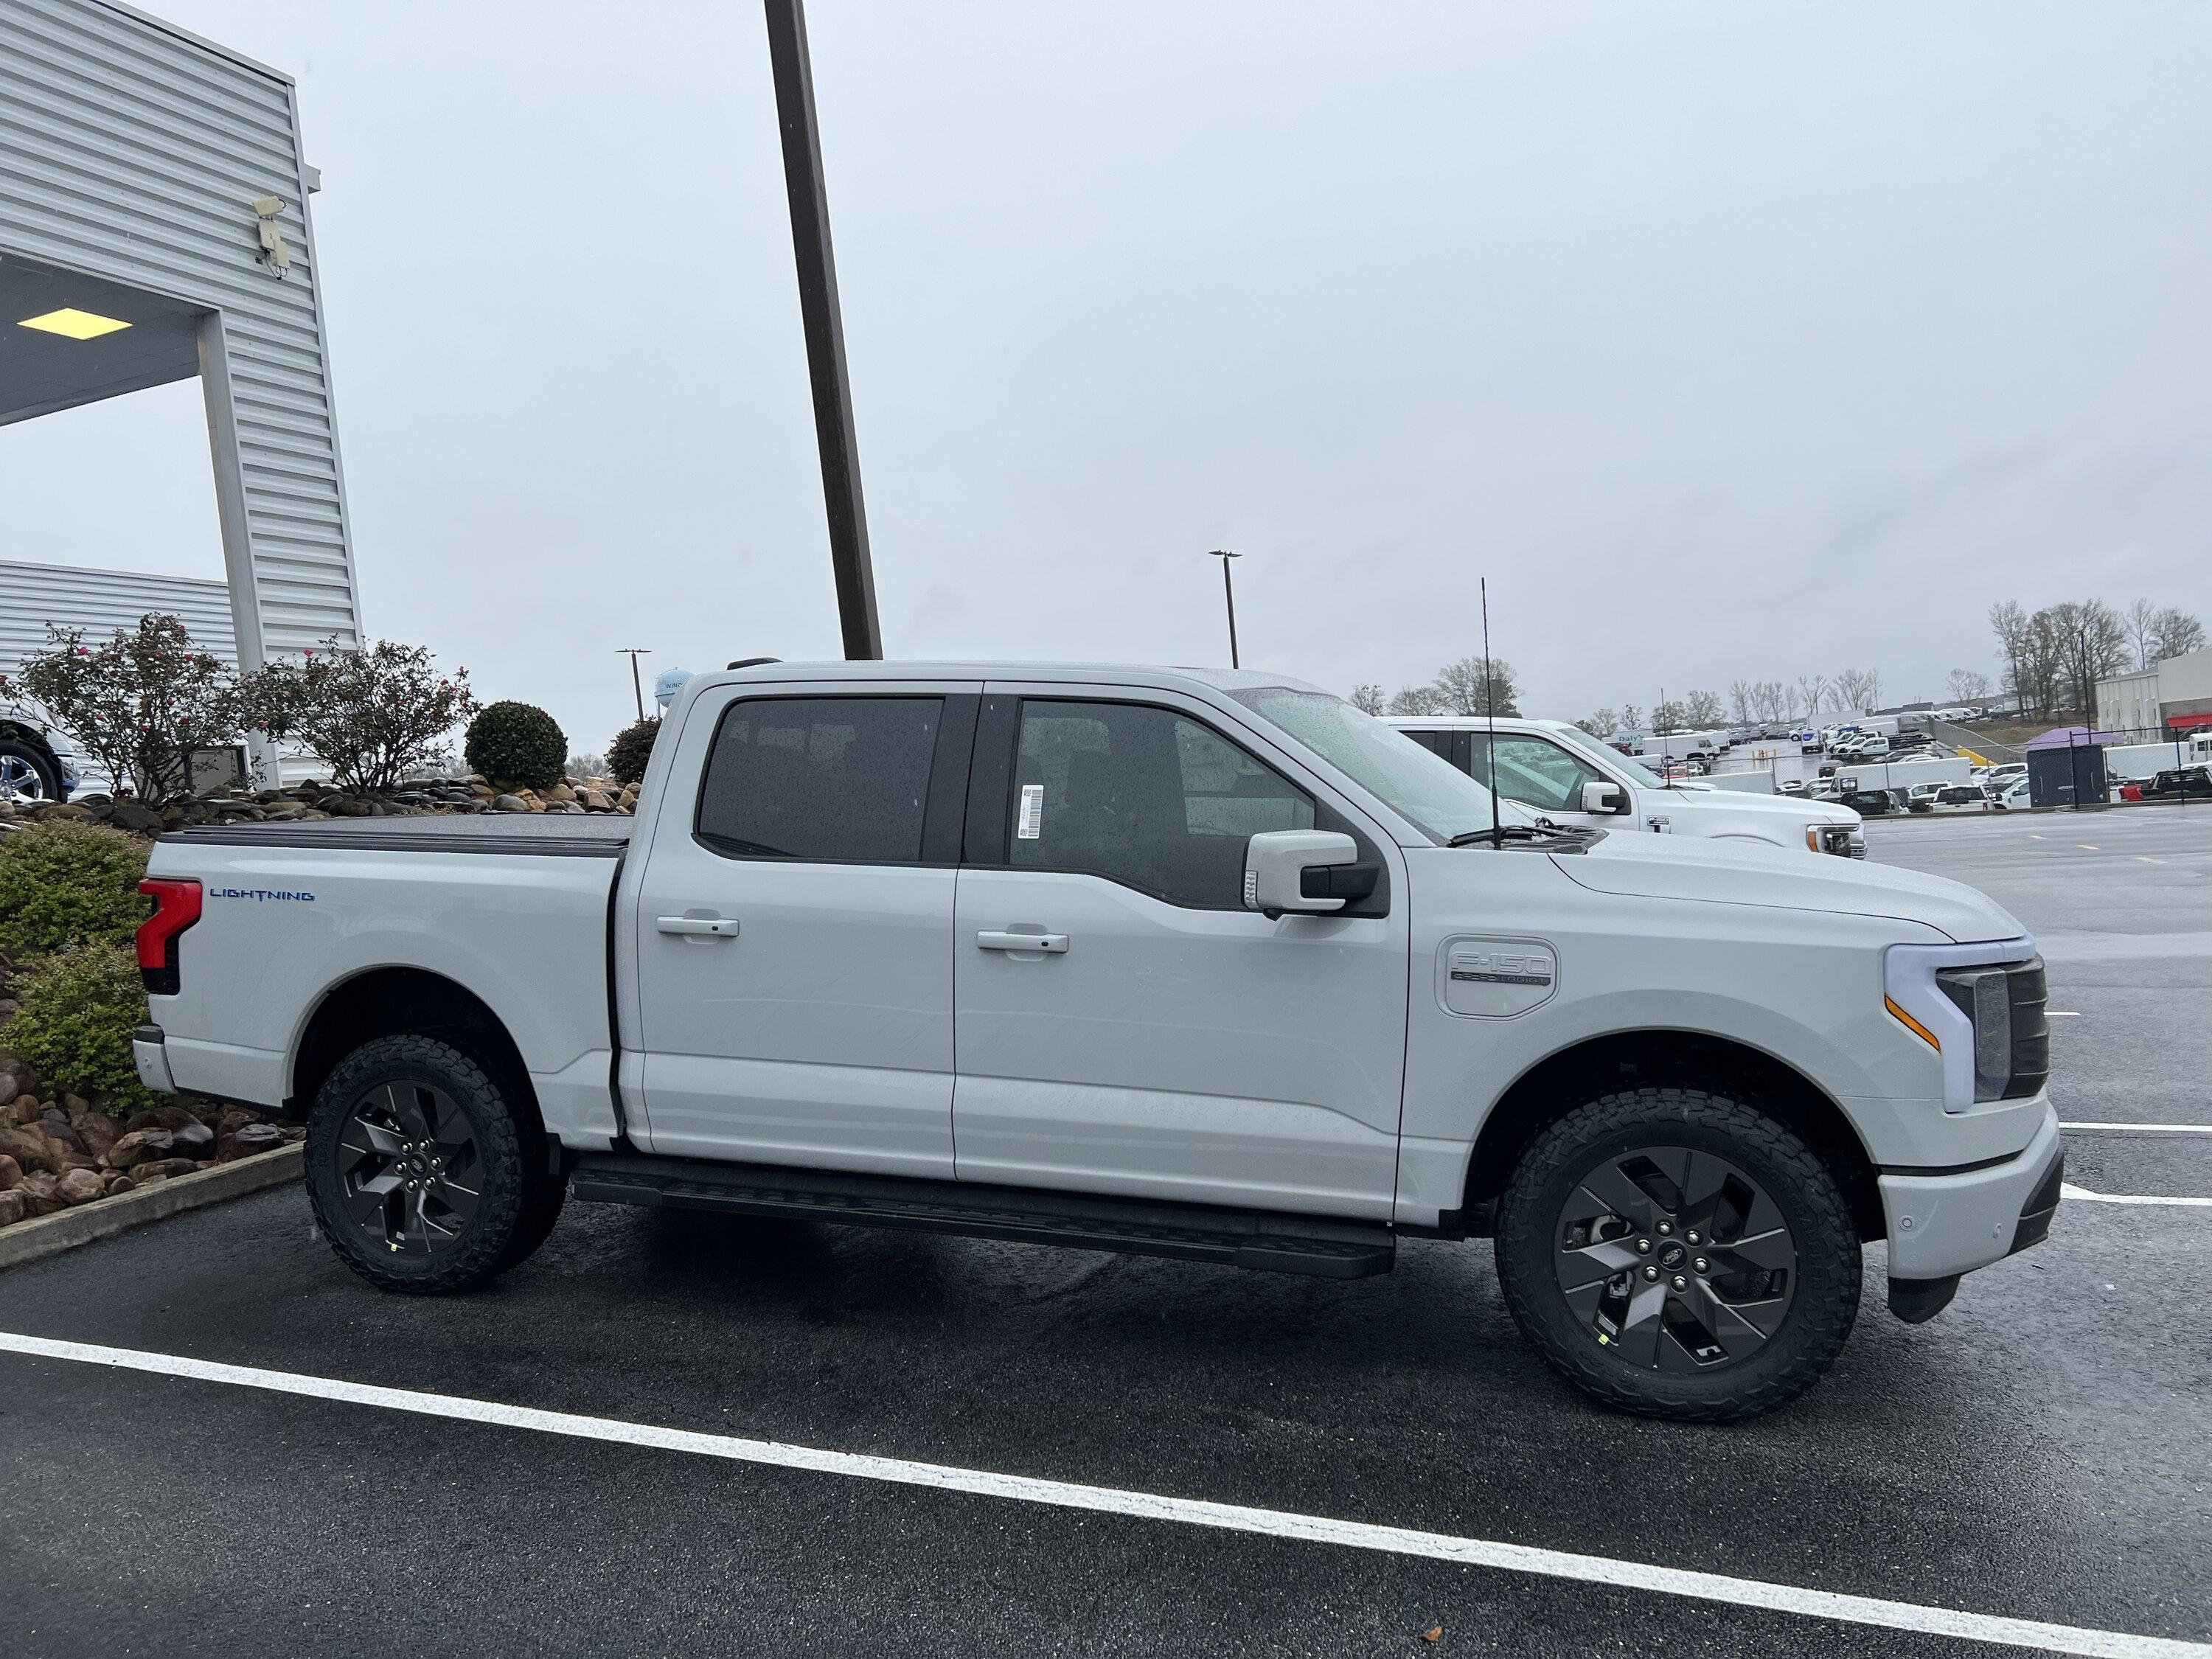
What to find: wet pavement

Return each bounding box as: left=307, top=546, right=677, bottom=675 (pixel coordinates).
left=1, top=807, right=2205, bottom=1658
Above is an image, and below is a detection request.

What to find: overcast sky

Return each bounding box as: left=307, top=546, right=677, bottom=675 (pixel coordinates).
left=4, top=1, right=2209, bottom=748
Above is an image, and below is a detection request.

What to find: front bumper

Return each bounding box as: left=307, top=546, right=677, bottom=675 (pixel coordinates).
left=1880, top=1103, right=2062, bottom=1281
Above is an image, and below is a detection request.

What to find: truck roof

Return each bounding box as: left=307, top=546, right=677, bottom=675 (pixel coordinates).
left=705, top=661, right=1330, bottom=699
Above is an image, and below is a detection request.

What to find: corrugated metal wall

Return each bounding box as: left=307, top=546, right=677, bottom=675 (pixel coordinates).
left=0, top=0, right=360, bottom=662
left=0, top=556, right=235, bottom=678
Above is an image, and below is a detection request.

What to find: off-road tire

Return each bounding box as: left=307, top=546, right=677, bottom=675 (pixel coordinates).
left=1495, top=1087, right=1860, bottom=1422
left=305, top=1034, right=558, bottom=1294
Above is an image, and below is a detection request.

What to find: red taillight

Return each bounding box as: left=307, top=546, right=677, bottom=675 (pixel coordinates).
left=136, top=878, right=202, bottom=993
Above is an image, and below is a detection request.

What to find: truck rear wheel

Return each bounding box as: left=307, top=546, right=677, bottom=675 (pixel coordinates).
left=305, top=1034, right=560, bottom=1295
left=1495, top=1088, right=1860, bottom=1422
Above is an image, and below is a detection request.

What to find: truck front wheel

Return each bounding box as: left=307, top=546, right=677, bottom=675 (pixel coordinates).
left=1495, top=1088, right=1860, bottom=1422
left=305, top=1034, right=561, bottom=1295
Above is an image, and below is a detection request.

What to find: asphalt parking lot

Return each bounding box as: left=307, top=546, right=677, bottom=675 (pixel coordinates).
left=4, top=809, right=2208, bottom=1658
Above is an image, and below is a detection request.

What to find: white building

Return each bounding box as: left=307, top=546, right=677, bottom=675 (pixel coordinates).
left=2096, top=647, right=2212, bottom=738
left=1, top=0, right=360, bottom=679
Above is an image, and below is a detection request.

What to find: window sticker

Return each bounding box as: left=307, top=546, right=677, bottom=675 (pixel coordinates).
left=1017, top=783, right=1044, bottom=839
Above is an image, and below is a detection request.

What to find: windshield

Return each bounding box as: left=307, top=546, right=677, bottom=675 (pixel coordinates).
left=1229, top=687, right=1534, bottom=842
left=1546, top=722, right=1641, bottom=776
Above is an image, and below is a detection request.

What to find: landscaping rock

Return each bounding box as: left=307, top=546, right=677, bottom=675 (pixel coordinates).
left=126, top=1158, right=197, bottom=1184
left=56, top=1167, right=105, bottom=1205
left=0, top=1124, right=56, bottom=1175
left=492, top=793, right=529, bottom=813
left=216, top=1123, right=286, bottom=1163
left=0, top=1152, right=20, bottom=1190
left=0, top=1188, right=27, bottom=1227
left=166, top=1120, right=215, bottom=1157
left=18, top=1170, right=63, bottom=1214
left=35, top=1109, right=86, bottom=1155
left=107, top=801, right=164, bottom=834
left=69, top=1108, right=120, bottom=1161
left=102, top=1129, right=173, bottom=1169
left=103, top=1174, right=133, bottom=1197
left=2, top=1092, right=39, bottom=1128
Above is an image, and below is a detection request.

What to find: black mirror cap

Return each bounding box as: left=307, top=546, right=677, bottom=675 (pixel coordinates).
left=1301, top=862, right=1380, bottom=902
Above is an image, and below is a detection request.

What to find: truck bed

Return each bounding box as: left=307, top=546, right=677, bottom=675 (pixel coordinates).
left=161, top=815, right=632, bottom=857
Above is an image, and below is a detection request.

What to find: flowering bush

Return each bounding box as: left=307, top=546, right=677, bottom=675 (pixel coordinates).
left=4, top=616, right=243, bottom=804
left=243, top=639, right=478, bottom=793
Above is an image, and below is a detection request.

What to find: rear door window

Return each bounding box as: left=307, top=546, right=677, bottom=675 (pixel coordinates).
left=696, top=696, right=942, bottom=863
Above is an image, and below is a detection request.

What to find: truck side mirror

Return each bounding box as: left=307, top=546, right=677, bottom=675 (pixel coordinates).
left=1581, top=782, right=1629, bottom=814
left=1244, top=830, right=1363, bottom=917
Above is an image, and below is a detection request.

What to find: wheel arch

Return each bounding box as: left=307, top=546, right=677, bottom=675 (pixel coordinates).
left=1464, top=1029, right=1885, bottom=1242
left=289, top=967, right=543, bottom=1135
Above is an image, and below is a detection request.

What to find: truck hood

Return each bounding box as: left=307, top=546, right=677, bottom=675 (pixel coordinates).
left=1556, top=831, right=2025, bottom=943
left=1649, top=785, right=1858, bottom=825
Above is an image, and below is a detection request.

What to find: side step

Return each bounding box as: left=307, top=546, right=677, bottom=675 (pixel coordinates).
left=567, top=1153, right=1395, bottom=1279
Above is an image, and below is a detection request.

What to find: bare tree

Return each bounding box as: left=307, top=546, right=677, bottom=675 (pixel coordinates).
left=1758, top=681, right=1790, bottom=723
left=1728, top=680, right=1756, bottom=723
left=2149, top=606, right=2207, bottom=663
left=1431, top=655, right=1520, bottom=717
left=2125, top=598, right=2160, bottom=670
left=1795, top=675, right=1828, bottom=722
left=1832, top=668, right=1879, bottom=713
left=1576, top=706, right=1621, bottom=739
left=1388, top=684, right=1447, bottom=716
left=1620, top=702, right=1644, bottom=733
left=1349, top=683, right=1386, bottom=716
left=1944, top=667, right=1992, bottom=704
left=1989, top=600, right=2030, bottom=712
left=1652, top=698, right=1687, bottom=732
left=1684, top=689, right=1727, bottom=726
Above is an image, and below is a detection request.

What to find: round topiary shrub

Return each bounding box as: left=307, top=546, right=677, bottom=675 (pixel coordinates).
left=465, top=700, right=567, bottom=792
left=7, top=942, right=156, bottom=1112
left=605, top=717, right=660, bottom=786
left=0, top=819, right=150, bottom=959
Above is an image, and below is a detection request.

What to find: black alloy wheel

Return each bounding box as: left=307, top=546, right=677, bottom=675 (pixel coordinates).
left=306, top=1034, right=559, bottom=1293
left=1554, top=1145, right=1795, bottom=1373
left=1496, top=1088, right=1860, bottom=1422
left=337, top=1079, right=483, bottom=1257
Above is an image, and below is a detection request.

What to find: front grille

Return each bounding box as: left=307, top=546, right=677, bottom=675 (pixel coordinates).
left=1936, top=958, right=2048, bottom=1101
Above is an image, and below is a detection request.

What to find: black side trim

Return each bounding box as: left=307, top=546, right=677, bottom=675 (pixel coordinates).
left=161, top=825, right=629, bottom=856
left=1888, top=1274, right=1960, bottom=1324
left=963, top=693, right=1018, bottom=864
left=1879, top=1150, right=2023, bottom=1178
left=921, top=695, right=980, bottom=866
left=2009, top=1150, right=2064, bottom=1256
left=568, top=1153, right=1396, bottom=1279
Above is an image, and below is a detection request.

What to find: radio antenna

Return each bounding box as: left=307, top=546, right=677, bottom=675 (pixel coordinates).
left=1481, top=577, right=1503, bottom=849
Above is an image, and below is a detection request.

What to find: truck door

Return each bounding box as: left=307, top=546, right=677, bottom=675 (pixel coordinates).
left=950, top=689, right=1409, bottom=1220
left=624, top=681, right=980, bottom=1177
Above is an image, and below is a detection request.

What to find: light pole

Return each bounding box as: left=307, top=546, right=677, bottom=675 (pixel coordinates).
left=1208, top=549, right=1242, bottom=669
left=619, top=648, right=652, bottom=723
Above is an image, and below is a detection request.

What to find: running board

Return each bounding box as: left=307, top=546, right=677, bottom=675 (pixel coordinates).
left=567, top=1154, right=1395, bottom=1279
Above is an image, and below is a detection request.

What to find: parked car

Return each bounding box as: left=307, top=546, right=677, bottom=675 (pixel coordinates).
left=1935, top=785, right=1984, bottom=807
left=2143, top=765, right=2212, bottom=801
left=136, top=661, right=2058, bottom=1422
left=1837, top=787, right=1905, bottom=816
left=1391, top=716, right=1865, bottom=857
left=1992, top=776, right=2033, bottom=810
left=0, top=703, right=81, bottom=803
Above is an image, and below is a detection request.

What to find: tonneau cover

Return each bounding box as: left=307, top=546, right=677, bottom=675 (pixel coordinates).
left=160, top=815, right=631, bottom=857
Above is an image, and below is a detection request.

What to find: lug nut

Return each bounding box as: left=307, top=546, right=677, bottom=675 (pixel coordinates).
left=1635, top=1238, right=1652, bottom=1255
left=1671, top=1275, right=1688, bottom=1291
left=1686, top=1231, right=1700, bottom=1244
left=1643, top=1265, right=1660, bottom=1281
left=1694, top=1257, right=1709, bottom=1273
left=1658, top=1222, right=1672, bottom=1236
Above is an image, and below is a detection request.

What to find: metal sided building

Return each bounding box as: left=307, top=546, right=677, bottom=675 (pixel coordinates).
left=0, top=0, right=360, bottom=672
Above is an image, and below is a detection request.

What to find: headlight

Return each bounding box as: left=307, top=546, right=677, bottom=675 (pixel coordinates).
left=1883, top=941, right=2049, bottom=1110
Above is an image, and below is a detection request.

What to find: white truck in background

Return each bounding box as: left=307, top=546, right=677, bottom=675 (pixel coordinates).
left=1391, top=716, right=1865, bottom=857
left=133, top=662, right=2059, bottom=1422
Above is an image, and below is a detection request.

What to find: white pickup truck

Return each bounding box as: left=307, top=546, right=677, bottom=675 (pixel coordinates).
left=133, top=662, right=2059, bottom=1421
left=1391, top=715, right=1866, bottom=857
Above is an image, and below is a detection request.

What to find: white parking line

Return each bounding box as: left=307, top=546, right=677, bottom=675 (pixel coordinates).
left=2062, top=1184, right=2212, bottom=1208
left=2049, top=1011, right=2083, bottom=1018
left=2061, top=1123, right=2212, bottom=1135
left=0, top=1332, right=2204, bottom=1659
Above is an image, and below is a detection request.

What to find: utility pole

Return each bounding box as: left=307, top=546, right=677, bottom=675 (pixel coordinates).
left=763, top=0, right=882, bottom=659
left=619, top=648, right=651, bottom=723
left=1209, top=549, right=1242, bottom=669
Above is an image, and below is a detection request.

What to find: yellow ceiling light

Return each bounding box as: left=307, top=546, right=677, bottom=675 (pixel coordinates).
left=18, top=307, right=133, bottom=340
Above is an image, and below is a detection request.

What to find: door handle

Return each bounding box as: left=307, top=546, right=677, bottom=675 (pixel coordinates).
left=657, top=915, right=740, bottom=938
left=977, top=929, right=1068, bottom=953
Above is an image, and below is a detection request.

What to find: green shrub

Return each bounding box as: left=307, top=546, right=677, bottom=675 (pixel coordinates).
left=0, top=819, right=149, bottom=959
left=605, top=717, right=660, bottom=785
left=465, top=701, right=567, bottom=791
left=7, top=943, right=155, bottom=1112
